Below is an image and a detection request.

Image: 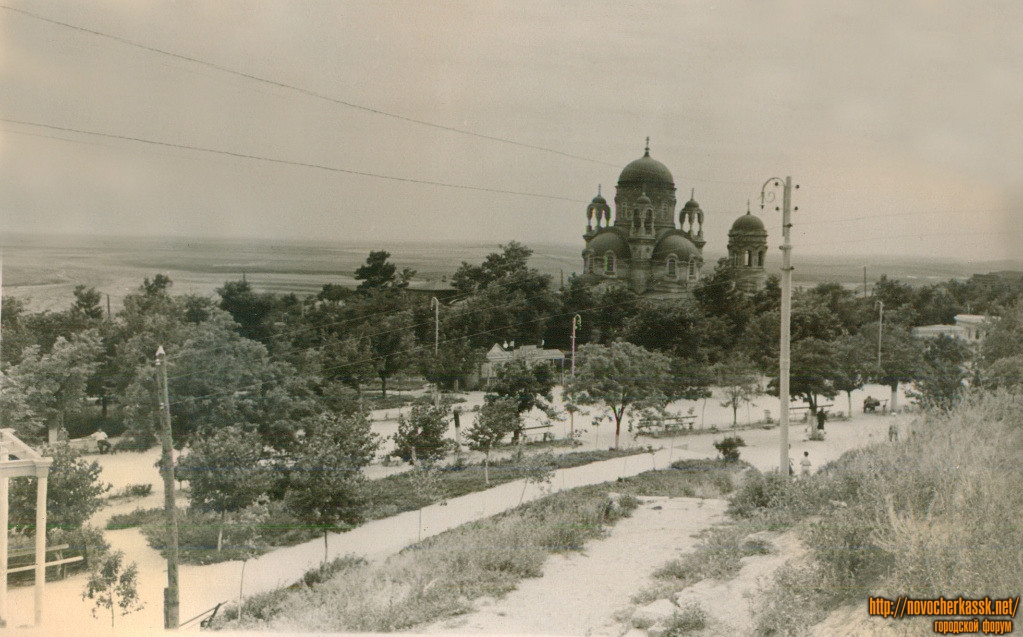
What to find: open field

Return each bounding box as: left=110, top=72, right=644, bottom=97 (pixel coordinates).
left=3, top=233, right=1017, bottom=312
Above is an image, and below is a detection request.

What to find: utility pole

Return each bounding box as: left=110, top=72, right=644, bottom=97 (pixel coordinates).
left=762, top=177, right=797, bottom=478
left=876, top=300, right=884, bottom=370
left=570, top=314, right=581, bottom=376
left=863, top=266, right=867, bottom=298
left=155, top=346, right=180, bottom=629
left=431, top=297, right=440, bottom=354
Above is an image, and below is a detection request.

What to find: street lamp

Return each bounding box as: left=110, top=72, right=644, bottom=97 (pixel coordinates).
left=761, top=176, right=798, bottom=478
left=570, top=314, right=582, bottom=376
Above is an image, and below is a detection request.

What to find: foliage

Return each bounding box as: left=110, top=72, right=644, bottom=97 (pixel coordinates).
left=284, top=411, right=379, bottom=534
left=354, top=250, right=414, bottom=291
left=392, top=404, right=450, bottom=465
left=983, top=355, right=1023, bottom=391
left=982, top=299, right=1023, bottom=364
left=622, top=298, right=703, bottom=359
left=565, top=341, right=672, bottom=448
left=217, top=278, right=279, bottom=344
left=5, top=330, right=103, bottom=440
left=465, top=397, right=519, bottom=483
left=909, top=334, right=971, bottom=410
left=487, top=357, right=557, bottom=439
left=81, top=550, right=144, bottom=627
left=712, top=357, right=761, bottom=426
left=713, top=435, right=746, bottom=462
left=418, top=338, right=483, bottom=390
left=9, top=443, right=110, bottom=532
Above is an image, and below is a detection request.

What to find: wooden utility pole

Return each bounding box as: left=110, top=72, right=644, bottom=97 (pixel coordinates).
left=155, top=346, right=180, bottom=629
left=762, top=177, right=797, bottom=478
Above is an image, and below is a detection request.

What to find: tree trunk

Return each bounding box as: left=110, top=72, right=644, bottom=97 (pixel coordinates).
left=890, top=383, right=899, bottom=411
left=732, top=403, right=738, bottom=427
left=847, top=391, right=853, bottom=418
left=483, top=453, right=490, bottom=485
left=380, top=375, right=388, bottom=399
left=217, top=511, right=225, bottom=552
left=613, top=417, right=621, bottom=450
left=323, top=530, right=328, bottom=564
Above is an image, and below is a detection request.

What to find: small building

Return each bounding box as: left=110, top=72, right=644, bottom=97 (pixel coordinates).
left=911, top=324, right=967, bottom=340
left=480, top=343, right=565, bottom=385
left=911, top=314, right=993, bottom=342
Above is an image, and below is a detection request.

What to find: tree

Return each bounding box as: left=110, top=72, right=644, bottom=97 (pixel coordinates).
left=771, top=337, right=841, bottom=416
left=622, top=298, right=703, bottom=359
left=487, top=358, right=556, bottom=441
left=320, top=330, right=376, bottom=403
left=832, top=334, right=871, bottom=417
left=910, top=334, right=971, bottom=411
left=285, top=411, right=379, bottom=561
left=860, top=322, right=924, bottom=410
left=354, top=250, right=414, bottom=291
left=70, top=285, right=106, bottom=322
left=465, top=397, right=519, bottom=484
left=82, top=550, right=144, bottom=628
left=9, top=443, right=110, bottom=532
left=564, top=341, right=672, bottom=449
left=982, top=299, right=1023, bottom=364
left=418, top=339, right=483, bottom=390
left=451, top=241, right=533, bottom=294
left=713, top=357, right=761, bottom=427
left=983, top=355, right=1023, bottom=391
left=217, top=279, right=278, bottom=344
left=7, top=331, right=103, bottom=442
left=176, top=426, right=274, bottom=551
left=391, top=404, right=449, bottom=465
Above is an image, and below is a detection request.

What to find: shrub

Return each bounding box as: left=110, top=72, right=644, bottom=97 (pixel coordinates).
left=713, top=435, right=745, bottom=461
left=665, top=603, right=708, bottom=636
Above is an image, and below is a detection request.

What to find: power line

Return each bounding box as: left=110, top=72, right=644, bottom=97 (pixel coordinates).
left=0, top=117, right=584, bottom=204
left=0, top=4, right=618, bottom=169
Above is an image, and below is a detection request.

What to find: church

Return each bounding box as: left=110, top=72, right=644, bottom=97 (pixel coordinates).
left=581, top=140, right=767, bottom=297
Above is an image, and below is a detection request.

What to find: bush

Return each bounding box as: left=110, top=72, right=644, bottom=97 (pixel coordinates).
left=713, top=435, right=745, bottom=461
left=665, top=603, right=708, bottom=636
left=110, top=483, right=153, bottom=499
left=106, top=507, right=163, bottom=530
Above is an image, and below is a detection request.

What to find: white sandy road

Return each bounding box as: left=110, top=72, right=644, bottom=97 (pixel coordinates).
left=4, top=388, right=905, bottom=636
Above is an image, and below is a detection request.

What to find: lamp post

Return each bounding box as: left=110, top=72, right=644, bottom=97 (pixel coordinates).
left=431, top=297, right=440, bottom=355
left=570, top=314, right=581, bottom=376
left=761, top=177, right=797, bottom=478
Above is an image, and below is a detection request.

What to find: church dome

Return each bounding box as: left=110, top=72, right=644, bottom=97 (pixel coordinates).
left=591, top=192, right=607, bottom=205
left=586, top=230, right=631, bottom=259
left=618, top=145, right=674, bottom=188
left=730, top=212, right=767, bottom=235
left=652, top=233, right=700, bottom=262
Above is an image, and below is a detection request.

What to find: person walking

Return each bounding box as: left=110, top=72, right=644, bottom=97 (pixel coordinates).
left=800, top=450, right=812, bottom=476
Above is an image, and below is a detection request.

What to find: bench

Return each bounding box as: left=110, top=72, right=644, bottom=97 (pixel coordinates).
left=519, top=423, right=554, bottom=442
left=863, top=397, right=888, bottom=414
left=635, top=415, right=697, bottom=436
left=6, top=543, right=84, bottom=581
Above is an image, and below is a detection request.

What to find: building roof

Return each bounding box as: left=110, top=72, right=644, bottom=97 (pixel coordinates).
left=618, top=146, right=674, bottom=188
left=652, top=233, right=700, bottom=262
left=729, top=211, right=767, bottom=235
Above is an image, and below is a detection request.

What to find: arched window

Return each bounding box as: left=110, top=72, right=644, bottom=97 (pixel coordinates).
left=666, top=257, right=677, bottom=279
left=584, top=254, right=593, bottom=274
left=688, top=259, right=697, bottom=280
left=758, top=250, right=765, bottom=267
left=745, top=250, right=753, bottom=266
left=604, top=252, right=616, bottom=275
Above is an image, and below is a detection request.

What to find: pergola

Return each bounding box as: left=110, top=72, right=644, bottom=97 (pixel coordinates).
left=0, top=429, right=53, bottom=628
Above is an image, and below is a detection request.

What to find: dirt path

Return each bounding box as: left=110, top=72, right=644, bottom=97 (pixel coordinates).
left=419, top=496, right=729, bottom=636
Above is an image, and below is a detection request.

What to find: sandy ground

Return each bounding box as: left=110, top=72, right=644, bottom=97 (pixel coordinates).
left=419, top=497, right=730, bottom=636
left=2, top=384, right=910, bottom=636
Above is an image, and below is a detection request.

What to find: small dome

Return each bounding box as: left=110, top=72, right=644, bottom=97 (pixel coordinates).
left=730, top=212, right=767, bottom=235
left=652, top=233, right=700, bottom=262
left=618, top=142, right=674, bottom=187
left=681, top=197, right=702, bottom=214
left=636, top=191, right=652, bottom=206
left=591, top=193, right=607, bottom=205
left=586, top=230, right=631, bottom=259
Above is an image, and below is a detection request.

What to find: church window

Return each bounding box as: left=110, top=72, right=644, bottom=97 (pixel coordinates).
left=667, top=257, right=677, bottom=279
left=604, top=252, right=616, bottom=275
left=688, top=259, right=696, bottom=279
left=745, top=250, right=753, bottom=267
left=758, top=250, right=765, bottom=267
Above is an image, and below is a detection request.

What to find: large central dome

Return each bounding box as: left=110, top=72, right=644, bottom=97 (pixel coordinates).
left=617, top=144, right=674, bottom=187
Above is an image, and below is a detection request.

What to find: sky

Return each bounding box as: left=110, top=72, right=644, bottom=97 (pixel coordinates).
left=0, top=0, right=1021, bottom=262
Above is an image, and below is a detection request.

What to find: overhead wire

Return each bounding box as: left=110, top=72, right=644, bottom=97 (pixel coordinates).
left=0, top=117, right=585, bottom=204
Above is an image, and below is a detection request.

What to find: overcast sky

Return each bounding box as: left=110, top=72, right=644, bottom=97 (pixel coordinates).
left=1, top=1, right=1021, bottom=261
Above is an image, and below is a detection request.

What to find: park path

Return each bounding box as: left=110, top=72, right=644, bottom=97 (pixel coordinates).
left=4, top=388, right=905, bottom=636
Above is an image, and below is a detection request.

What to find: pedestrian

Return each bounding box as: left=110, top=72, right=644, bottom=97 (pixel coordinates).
left=816, top=409, right=826, bottom=431
left=888, top=420, right=899, bottom=442
left=800, top=451, right=811, bottom=476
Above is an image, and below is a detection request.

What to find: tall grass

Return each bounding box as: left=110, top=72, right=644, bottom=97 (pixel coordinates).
left=740, top=391, right=1023, bottom=634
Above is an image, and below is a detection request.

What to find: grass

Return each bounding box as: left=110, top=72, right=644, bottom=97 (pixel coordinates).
left=742, top=391, right=1023, bottom=635
left=209, top=461, right=737, bottom=632
left=362, top=447, right=650, bottom=520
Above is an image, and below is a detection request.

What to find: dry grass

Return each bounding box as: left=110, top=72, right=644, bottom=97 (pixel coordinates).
left=747, top=391, right=1023, bottom=635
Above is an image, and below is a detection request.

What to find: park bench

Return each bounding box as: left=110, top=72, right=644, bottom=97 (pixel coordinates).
left=66, top=432, right=111, bottom=454
left=635, top=414, right=697, bottom=436
left=519, top=422, right=554, bottom=442
left=6, top=543, right=83, bottom=582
